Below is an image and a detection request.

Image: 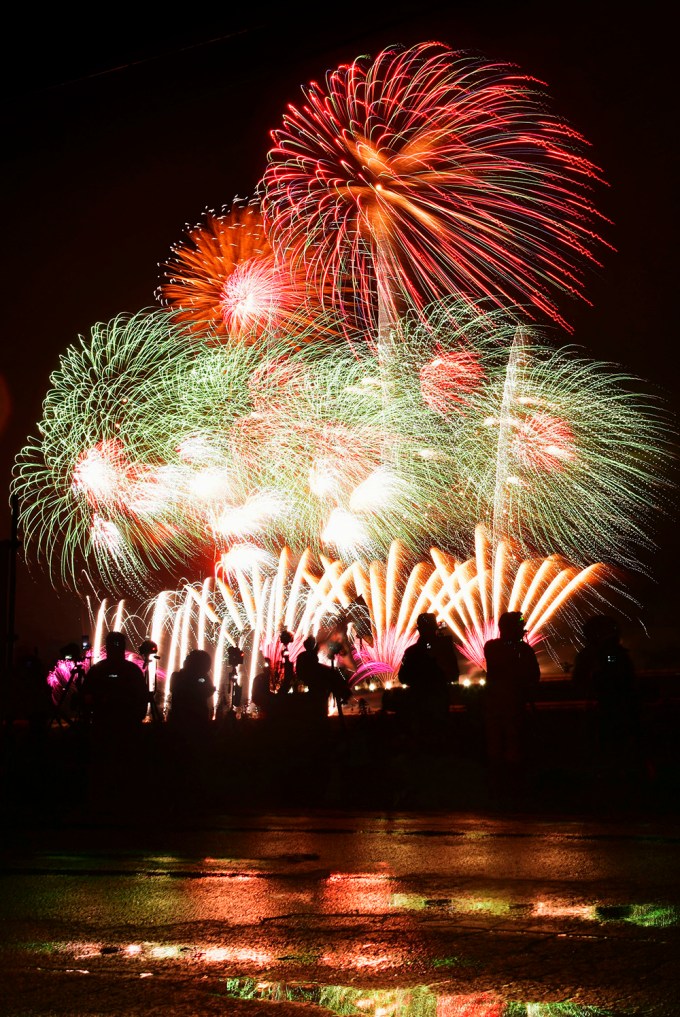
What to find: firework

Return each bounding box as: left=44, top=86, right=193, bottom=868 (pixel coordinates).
left=158, top=199, right=323, bottom=342
left=262, top=40, right=610, bottom=342
left=390, top=300, right=674, bottom=570
left=142, top=545, right=362, bottom=706
left=430, top=524, right=608, bottom=670
left=95, top=532, right=607, bottom=711
left=14, top=301, right=672, bottom=594
left=11, top=310, right=206, bottom=594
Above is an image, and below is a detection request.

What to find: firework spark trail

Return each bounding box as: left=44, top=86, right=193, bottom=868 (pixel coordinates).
left=93, top=533, right=608, bottom=698
left=430, top=525, right=609, bottom=670
left=262, top=41, right=611, bottom=342
left=157, top=199, right=322, bottom=343
left=12, top=302, right=673, bottom=594
left=11, top=310, right=204, bottom=594
left=393, top=299, right=675, bottom=570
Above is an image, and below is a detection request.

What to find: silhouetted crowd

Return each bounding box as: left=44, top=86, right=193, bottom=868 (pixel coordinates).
left=1, top=610, right=664, bottom=815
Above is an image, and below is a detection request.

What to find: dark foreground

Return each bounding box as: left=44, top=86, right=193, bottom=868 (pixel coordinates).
left=2, top=690, right=679, bottom=1016
left=2, top=678, right=680, bottom=820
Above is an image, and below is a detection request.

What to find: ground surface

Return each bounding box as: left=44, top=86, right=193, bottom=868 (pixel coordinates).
left=2, top=697, right=679, bottom=1015
left=2, top=812, right=679, bottom=1016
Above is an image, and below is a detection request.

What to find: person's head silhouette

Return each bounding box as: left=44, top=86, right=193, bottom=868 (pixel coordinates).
left=582, top=615, right=620, bottom=645
left=105, top=631, right=127, bottom=659
left=416, top=613, right=438, bottom=641
left=183, top=649, right=212, bottom=676
left=498, top=612, right=526, bottom=641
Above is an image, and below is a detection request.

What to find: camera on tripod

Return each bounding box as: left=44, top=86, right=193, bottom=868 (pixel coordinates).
left=138, top=639, right=159, bottom=660
left=279, top=629, right=294, bottom=648
left=227, top=645, right=244, bottom=668
left=60, top=641, right=85, bottom=664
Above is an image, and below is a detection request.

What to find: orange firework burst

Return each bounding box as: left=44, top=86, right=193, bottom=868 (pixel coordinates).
left=158, top=200, right=316, bottom=342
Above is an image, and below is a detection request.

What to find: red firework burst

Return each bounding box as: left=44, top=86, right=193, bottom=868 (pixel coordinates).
left=262, top=41, right=611, bottom=339
left=158, top=200, right=316, bottom=342
left=511, top=411, right=576, bottom=471
left=419, top=346, right=485, bottom=415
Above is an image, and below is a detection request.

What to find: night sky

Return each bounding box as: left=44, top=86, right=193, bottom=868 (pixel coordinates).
left=2, top=2, right=677, bottom=667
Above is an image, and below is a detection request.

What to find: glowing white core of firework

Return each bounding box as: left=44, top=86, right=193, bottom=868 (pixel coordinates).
left=349, top=467, right=402, bottom=512
left=309, top=460, right=341, bottom=497
left=219, top=544, right=276, bottom=573
left=190, top=468, right=232, bottom=502
left=220, top=259, right=276, bottom=328
left=91, top=515, right=124, bottom=553
left=214, top=498, right=277, bottom=538
left=72, top=447, right=119, bottom=500
left=322, top=509, right=369, bottom=552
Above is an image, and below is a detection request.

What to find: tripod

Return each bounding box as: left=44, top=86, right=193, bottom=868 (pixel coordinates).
left=277, top=647, right=297, bottom=695
left=140, top=653, right=162, bottom=723
left=53, top=660, right=87, bottom=726
left=215, top=665, right=242, bottom=720
left=328, top=650, right=347, bottom=729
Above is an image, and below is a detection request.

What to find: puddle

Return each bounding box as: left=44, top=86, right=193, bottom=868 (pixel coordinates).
left=389, top=893, right=680, bottom=927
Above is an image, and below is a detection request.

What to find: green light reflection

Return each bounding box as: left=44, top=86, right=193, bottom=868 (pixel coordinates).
left=222, top=978, right=617, bottom=1016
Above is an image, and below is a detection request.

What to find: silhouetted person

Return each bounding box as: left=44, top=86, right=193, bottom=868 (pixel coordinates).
left=483, top=612, right=540, bottom=785
left=572, top=615, right=642, bottom=772
left=398, top=613, right=458, bottom=744
left=80, top=631, right=149, bottom=812
left=81, top=631, right=148, bottom=734
left=165, top=649, right=217, bottom=811
left=276, top=630, right=298, bottom=696
left=251, top=658, right=274, bottom=718
left=9, top=646, right=50, bottom=732
left=167, top=649, right=216, bottom=735
left=295, top=636, right=338, bottom=723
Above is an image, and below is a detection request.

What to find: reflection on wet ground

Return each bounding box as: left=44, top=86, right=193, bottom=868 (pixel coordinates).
left=4, top=858, right=677, bottom=930
left=222, top=978, right=611, bottom=1014
left=2, top=818, right=679, bottom=1014
left=392, top=893, right=680, bottom=928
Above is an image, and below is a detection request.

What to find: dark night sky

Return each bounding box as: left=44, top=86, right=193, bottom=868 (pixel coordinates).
left=2, top=1, right=678, bottom=667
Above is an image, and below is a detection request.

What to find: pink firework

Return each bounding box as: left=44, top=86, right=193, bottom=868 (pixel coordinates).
left=420, top=346, right=485, bottom=415
left=262, top=41, right=610, bottom=339
left=456, top=619, right=543, bottom=672
left=350, top=624, right=417, bottom=686
left=511, top=411, right=576, bottom=471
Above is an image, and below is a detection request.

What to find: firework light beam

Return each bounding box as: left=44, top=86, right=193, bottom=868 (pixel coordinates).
left=90, top=529, right=608, bottom=699
left=262, top=41, right=612, bottom=343
left=430, top=525, right=609, bottom=669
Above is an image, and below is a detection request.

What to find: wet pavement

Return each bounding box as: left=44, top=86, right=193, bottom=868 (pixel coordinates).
left=1, top=813, right=679, bottom=1015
